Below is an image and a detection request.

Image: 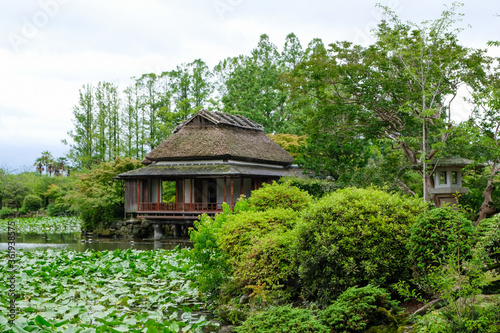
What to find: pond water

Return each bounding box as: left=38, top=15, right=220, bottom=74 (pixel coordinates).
left=0, top=232, right=192, bottom=251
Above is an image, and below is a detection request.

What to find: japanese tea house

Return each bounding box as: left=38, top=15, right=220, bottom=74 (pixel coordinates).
left=116, top=110, right=296, bottom=225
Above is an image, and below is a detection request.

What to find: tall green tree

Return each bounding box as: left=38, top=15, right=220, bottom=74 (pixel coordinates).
left=94, top=82, right=109, bottom=163
left=122, top=84, right=140, bottom=159
left=65, top=84, right=96, bottom=169
left=136, top=73, right=160, bottom=151
left=467, top=52, right=500, bottom=222
left=288, top=4, right=485, bottom=197
left=371, top=3, right=484, bottom=201
left=221, top=34, right=289, bottom=133
left=3, top=173, right=31, bottom=211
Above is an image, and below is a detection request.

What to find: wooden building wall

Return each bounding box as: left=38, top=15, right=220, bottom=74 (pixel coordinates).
left=125, top=180, right=138, bottom=213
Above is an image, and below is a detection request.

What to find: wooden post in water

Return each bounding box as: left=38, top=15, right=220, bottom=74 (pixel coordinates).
left=154, top=224, right=163, bottom=240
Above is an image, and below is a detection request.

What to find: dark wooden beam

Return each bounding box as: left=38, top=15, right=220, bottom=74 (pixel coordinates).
left=157, top=179, right=160, bottom=207
left=231, top=178, right=234, bottom=209
left=224, top=177, right=227, bottom=204
left=182, top=178, right=185, bottom=212
left=137, top=179, right=140, bottom=211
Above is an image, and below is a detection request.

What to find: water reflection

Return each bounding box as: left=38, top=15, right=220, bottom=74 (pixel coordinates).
left=0, top=232, right=191, bottom=252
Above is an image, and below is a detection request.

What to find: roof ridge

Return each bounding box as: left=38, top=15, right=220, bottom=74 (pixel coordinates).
left=174, top=109, right=264, bottom=132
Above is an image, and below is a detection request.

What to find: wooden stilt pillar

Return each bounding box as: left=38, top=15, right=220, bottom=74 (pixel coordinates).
left=241, top=178, right=244, bottom=196
left=154, top=224, right=163, bottom=240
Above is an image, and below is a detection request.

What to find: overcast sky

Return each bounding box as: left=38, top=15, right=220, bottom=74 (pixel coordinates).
left=0, top=0, right=499, bottom=172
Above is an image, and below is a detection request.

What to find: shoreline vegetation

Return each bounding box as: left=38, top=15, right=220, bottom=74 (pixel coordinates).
left=1, top=183, right=500, bottom=332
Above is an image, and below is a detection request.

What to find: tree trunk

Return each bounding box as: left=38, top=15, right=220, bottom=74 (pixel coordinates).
left=476, top=178, right=496, bottom=225
left=476, top=160, right=498, bottom=225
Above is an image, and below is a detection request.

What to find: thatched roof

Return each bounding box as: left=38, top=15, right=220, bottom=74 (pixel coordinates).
left=145, top=110, right=294, bottom=167
left=116, top=163, right=302, bottom=179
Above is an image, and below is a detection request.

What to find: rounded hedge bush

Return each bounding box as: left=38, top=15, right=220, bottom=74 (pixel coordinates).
left=235, top=305, right=329, bottom=333
left=407, top=207, right=474, bottom=284
left=218, top=208, right=301, bottom=297
left=23, top=194, right=43, bottom=211
left=473, top=214, right=500, bottom=275
left=295, top=187, right=427, bottom=304
left=320, top=285, right=400, bottom=332
left=247, top=181, right=313, bottom=212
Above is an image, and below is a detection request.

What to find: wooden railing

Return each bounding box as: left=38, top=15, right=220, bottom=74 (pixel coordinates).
left=139, top=202, right=229, bottom=212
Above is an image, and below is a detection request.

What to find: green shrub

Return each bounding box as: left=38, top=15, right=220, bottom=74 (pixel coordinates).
left=68, top=157, right=143, bottom=231
left=188, top=205, right=233, bottom=300
left=278, top=176, right=337, bottom=198
left=190, top=183, right=312, bottom=301
left=80, top=204, right=123, bottom=231
left=407, top=207, right=475, bottom=289
left=46, top=197, right=72, bottom=216
left=320, top=285, right=400, bottom=333
left=218, top=207, right=301, bottom=295
left=414, top=310, right=454, bottom=333
left=295, top=187, right=427, bottom=304
left=247, top=181, right=313, bottom=211
left=23, top=194, right=43, bottom=211
left=236, top=229, right=299, bottom=301
left=414, top=302, right=500, bottom=333
left=475, top=215, right=500, bottom=275
left=235, top=305, right=329, bottom=333
left=0, top=206, right=12, bottom=219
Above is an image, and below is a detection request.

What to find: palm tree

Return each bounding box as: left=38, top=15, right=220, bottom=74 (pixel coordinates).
left=34, top=151, right=54, bottom=175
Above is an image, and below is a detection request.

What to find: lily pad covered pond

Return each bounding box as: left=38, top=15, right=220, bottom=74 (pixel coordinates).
left=0, top=217, right=215, bottom=332
left=0, top=249, right=215, bottom=332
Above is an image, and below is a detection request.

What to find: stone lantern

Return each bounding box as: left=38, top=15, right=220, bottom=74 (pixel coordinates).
left=428, top=157, right=473, bottom=208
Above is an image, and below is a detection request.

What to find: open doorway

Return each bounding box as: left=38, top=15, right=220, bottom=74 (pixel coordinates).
left=162, top=180, right=176, bottom=203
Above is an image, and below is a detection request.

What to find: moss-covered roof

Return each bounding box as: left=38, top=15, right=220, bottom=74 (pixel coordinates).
left=116, top=163, right=301, bottom=179
left=429, top=157, right=475, bottom=167
left=146, top=111, right=294, bottom=166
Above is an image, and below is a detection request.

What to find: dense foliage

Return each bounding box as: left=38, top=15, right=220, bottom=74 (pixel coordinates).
left=245, top=181, right=313, bottom=211
left=408, top=211, right=500, bottom=332
left=188, top=205, right=233, bottom=299
left=407, top=207, right=475, bottom=291
left=320, top=285, right=400, bottom=333
left=475, top=215, right=500, bottom=274
left=0, top=249, right=214, bottom=332
left=22, top=194, right=43, bottom=212
left=66, top=157, right=143, bottom=231
left=278, top=176, right=337, bottom=198
left=190, top=182, right=313, bottom=302
left=295, top=187, right=427, bottom=304
left=235, top=305, right=329, bottom=333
